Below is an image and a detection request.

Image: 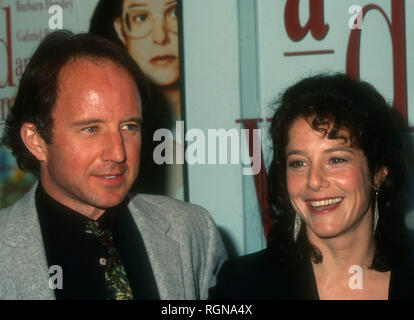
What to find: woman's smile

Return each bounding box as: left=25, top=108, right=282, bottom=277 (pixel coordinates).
left=305, top=197, right=345, bottom=214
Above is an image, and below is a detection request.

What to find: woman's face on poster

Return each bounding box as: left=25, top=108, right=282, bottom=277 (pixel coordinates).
left=114, top=0, right=179, bottom=87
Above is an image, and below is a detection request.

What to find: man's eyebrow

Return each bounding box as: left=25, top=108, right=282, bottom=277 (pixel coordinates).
left=121, top=117, right=142, bottom=124
left=71, top=117, right=142, bottom=127
left=71, top=119, right=104, bottom=127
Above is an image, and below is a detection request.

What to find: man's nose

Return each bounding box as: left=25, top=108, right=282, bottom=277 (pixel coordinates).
left=307, top=165, right=329, bottom=191
left=152, top=14, right=169, bottom=44
left=102, top=131, right=126, bottom=163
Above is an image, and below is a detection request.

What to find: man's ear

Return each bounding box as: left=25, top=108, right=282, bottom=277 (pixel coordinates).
left=20, top=123, right=48, bottom=162
left=113, top=18, right=126, bottom=45
left=373, top=166, right=388, bottom=190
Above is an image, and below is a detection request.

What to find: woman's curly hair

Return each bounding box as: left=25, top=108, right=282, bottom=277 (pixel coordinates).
left=267, top=73, right=412, bottom=271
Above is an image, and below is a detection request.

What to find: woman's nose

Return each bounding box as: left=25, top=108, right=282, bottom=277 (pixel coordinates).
left=152, top=14, right=169, bottom=44
left=307, top=165, right=329, bottom=191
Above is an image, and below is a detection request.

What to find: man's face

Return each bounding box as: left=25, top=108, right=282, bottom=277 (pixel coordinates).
left=39, top=58, right=142, bottom=219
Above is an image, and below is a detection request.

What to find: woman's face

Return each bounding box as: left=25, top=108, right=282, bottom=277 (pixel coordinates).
left=114, top=0, right=179, bottom=87
left=285, top=117, right=385, bottom=239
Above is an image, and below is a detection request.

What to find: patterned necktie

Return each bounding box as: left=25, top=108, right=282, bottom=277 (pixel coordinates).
left=85, top=221, right=134, bottom=300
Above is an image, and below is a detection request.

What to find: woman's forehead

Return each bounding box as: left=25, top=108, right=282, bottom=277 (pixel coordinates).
left=292, top=116, right=351, bottom=137
left=123, top=0, right=174, bottom=9
left=286, top=116, right=357, bottom=151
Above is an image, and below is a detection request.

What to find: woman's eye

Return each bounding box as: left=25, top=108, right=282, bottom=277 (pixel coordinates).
left=166, top=5, right=177, bottom=18
left=170, top=8, right=177, bottom=18
left=329, top=157, right=346, bottom=165
left=133, top=13, right=148, bottom=23
left=288, top=160, right=306, bottom=168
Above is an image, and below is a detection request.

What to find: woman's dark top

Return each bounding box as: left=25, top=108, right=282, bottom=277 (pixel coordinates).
left=210, top=235, right=414, bottom=300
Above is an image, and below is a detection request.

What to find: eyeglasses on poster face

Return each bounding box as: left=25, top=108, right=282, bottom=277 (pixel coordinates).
left=122, top=2, right=178, bottom=39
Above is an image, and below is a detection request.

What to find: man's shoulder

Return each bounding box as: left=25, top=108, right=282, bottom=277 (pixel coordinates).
left=0, top=184, right=37, bottom=226
left=130, top=193, right=207, bottom=212
left=127, top=193, right=214, bottom=229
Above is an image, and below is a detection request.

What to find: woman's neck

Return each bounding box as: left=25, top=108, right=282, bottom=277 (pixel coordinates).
left=307, top=211, right=391, bottom=300
left=308, top=211, right=376, bottom=275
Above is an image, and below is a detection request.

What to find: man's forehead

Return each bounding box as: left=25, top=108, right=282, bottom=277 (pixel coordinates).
left=58, top=57, right=131, bottom=83
left=56, top=57, right=140, bottom=100
left=52, top=57, right=141, bottom=116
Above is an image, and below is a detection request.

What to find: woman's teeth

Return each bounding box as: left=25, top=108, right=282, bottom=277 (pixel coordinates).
left=310, top=197, right=343, bottom=207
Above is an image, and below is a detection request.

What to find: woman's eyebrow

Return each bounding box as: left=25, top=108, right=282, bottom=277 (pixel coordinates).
left=323, top=147, right=356, bottom=155
left=286, top=150, right=306, bottom=157
left=286, top=147, right=356, bottom=158
left=126, top=2, right=147, bottom=9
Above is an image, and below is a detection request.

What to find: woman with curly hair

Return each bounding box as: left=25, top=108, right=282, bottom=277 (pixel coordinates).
left=210, top=73, right=414, bottom=300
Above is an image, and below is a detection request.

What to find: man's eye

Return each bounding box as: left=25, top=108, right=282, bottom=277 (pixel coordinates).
left=121, top=123, right=140, bottom=132
left=83, top=126, right=98, bottom=133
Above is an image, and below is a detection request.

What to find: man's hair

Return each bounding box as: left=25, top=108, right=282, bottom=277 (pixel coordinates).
left=267, top=73, right=412, bottom=271
left=1, top=30, right=149, bottom=176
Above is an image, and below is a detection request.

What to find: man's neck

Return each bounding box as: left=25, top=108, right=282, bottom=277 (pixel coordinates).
left=40, top=182, right=105, bottom=220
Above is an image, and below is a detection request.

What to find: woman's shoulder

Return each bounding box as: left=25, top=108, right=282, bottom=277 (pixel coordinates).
left=389, top=229, right=414, bottom=299
left=219, top=248, right=273, bottom=274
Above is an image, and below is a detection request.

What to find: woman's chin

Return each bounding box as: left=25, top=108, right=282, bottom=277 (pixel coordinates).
left=150, top=75, right=180, bottom=88
left=308, top=225, right=342, bottom=239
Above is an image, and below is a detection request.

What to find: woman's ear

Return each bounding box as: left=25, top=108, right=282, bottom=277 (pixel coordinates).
left=20, top=123, right=48, bottom=162
left=373, top=166, right=388, bottom=190
left=113, top=18, right=126, bottom=45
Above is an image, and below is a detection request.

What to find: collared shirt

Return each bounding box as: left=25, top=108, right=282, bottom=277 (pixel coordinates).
left=35, top=184, right=160, bottom=300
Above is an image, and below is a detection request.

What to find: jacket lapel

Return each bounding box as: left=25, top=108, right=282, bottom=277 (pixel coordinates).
left=128, top=196, right=185, bottom=299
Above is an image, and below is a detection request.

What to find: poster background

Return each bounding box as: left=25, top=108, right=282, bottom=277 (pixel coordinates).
left=1, top=0, right=413, bottom=257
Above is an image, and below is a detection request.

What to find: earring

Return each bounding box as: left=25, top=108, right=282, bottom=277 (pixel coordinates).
left=373, top=190, right=379, bottom=234
left=293, top=213, right=301, bottom=241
